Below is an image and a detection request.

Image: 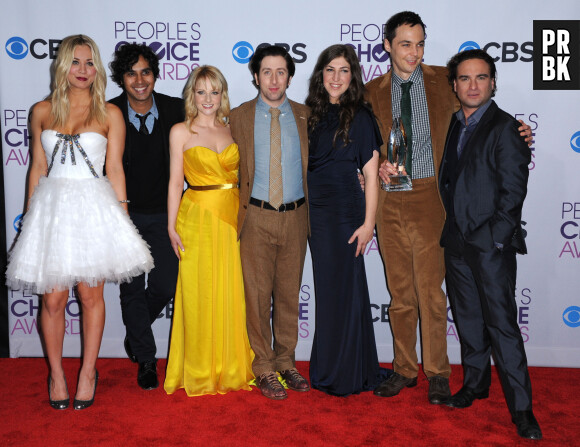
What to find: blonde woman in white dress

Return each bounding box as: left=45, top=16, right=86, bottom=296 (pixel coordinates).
left=6, top=34, right=153, bottom=410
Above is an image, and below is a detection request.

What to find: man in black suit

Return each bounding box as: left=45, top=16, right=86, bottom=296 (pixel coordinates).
left=109, top=43, right=184, bottom=390
left=439, top=49, right=541, bottom=440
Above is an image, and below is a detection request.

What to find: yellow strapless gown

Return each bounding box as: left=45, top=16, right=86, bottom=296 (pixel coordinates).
left=164, top=143, right=254, bottom=396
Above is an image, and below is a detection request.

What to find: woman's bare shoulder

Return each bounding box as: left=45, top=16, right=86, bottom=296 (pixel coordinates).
left=31, top=100, right=51, bottom=117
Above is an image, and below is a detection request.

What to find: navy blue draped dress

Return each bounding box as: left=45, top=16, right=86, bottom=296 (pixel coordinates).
left=307, top=104, right=386, bottom=396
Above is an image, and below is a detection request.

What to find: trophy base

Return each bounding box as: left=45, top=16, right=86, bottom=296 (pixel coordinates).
left=382, top=175, right=413, bottom=192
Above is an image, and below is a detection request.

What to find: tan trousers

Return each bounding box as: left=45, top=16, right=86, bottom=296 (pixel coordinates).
left=376, top=177, right=451, bottom=379
left=240, top=203, right=308, bottom=377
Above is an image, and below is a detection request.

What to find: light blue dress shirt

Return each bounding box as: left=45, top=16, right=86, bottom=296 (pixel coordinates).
left=127, top=96, right=159, bottom=134
left=252, top=95, right=303, bottom=203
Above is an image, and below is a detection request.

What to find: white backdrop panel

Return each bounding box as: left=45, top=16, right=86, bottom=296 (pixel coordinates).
left=2, top=0, right=580, bottom=366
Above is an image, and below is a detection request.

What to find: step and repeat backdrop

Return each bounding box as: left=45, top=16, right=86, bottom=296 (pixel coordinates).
left=2, top=0, right=579, bottom=366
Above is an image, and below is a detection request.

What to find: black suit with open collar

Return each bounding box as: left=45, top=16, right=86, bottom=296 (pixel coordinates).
left=439, top=100, right=533, bottom=415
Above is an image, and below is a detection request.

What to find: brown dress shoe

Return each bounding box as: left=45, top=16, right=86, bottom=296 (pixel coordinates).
left=280, top=368, right=310, bottom=392
left=373, top=372, right=417, bottom=397
left=428, top=376, right=451, bottom=405
left=257, top=372, right=287, bottom=400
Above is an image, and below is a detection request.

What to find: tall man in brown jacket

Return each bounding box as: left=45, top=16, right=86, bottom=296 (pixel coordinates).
left=366, top=11, right=455, bottom=405
left=366, top=11, right=531, bottom=405
left=230, top=45, right=310, bottom=400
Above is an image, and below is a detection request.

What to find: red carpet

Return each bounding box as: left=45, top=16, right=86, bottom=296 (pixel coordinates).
left=1, top=358, right=578, bottom=446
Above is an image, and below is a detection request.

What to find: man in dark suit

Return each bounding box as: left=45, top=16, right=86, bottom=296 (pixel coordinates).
left=109, top=43, right=184, bottom=390
left=439, top=49, right=541, bottom=440
left=230, top=45, right=310, bottom=400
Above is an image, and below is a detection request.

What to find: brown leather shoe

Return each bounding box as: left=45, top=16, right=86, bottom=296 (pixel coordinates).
left=280, top=368, right=310, bottom=392
left=257, top=372, right=287, bottom=400
left=428, top=376, right=451, bottom=405
left=373, top=372, right=417, bottom=397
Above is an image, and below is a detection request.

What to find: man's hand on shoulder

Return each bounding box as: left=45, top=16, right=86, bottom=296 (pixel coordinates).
left=517, top=119, right=533, bottom=147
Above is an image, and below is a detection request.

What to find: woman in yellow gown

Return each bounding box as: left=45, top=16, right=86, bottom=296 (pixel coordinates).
left=164, top=66, right=254, bottom=396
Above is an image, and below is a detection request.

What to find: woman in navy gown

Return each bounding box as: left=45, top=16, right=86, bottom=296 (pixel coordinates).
left=306, top=44, right=385, bottom=396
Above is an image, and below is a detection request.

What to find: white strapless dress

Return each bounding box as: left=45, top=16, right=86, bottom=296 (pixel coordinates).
left=6, top=130, right=154, bottom=294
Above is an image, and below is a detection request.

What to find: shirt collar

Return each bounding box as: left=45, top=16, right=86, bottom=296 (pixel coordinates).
left=257, top=94, right=291, bottom=115
left=456, top=99, right=492, bottom=126
left=127, top=94, right=159, bottom=120
left=392, top=65, right=423, bottom=88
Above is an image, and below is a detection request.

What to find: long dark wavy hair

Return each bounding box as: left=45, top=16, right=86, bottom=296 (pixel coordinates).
left=306, top=44, right=368, bottom=147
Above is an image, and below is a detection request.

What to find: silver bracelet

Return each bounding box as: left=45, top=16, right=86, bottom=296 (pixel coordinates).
left=119, top=199, right=130, bottom=203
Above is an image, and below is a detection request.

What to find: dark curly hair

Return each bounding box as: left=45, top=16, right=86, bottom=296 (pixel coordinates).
left=447, top=49, right=497, bottom=97
left=249, top=44, right=295, bottom=89
left=109, top=43, right=160, bottom=89
left=305, top=44, right=368, bottom=147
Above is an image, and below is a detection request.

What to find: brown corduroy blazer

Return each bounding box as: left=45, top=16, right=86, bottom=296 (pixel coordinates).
left=365, top=63, right=459, bottom=209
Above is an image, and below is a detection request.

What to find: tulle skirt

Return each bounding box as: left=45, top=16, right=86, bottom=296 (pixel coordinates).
left=6, top=175, right=154, bottom=294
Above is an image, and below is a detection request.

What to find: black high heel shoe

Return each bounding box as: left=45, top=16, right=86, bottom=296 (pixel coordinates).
left=73, top=370, right=98, bottom=410
left=48, top=375, right=69, bottom=410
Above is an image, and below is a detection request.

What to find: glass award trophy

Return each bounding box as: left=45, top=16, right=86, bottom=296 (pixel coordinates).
left=381, top=117, right=412, bottom=191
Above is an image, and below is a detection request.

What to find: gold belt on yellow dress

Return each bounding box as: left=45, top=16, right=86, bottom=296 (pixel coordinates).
left=187, top=183, right=238, bottom=191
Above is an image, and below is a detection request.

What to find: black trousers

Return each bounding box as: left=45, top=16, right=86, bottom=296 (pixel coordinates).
left=444, top=229, right=533, bottom=415
left=119, top=212, right=178, bottom=363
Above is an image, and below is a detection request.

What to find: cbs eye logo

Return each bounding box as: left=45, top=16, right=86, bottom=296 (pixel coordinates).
left=13, top=214, right=23, bottom=232
left=571, top=131, right=580, bottom=153
left=5, top=37, right=28, bottom=60
left=562, top=306, right=580, bottom=328
left=232, top=41, right=254, bottom=64
left=458, top=41, right=480, bottom=52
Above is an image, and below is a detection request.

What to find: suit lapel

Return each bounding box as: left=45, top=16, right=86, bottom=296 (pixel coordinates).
left=423, top=64, right=448, bottom=179
left=373, top=72, right=392, bottom=158
left=243, top=98, right=258, bottom=189
left=439, top=114, right=459, bottom=190
left=456, top=101, right=498, bottom=174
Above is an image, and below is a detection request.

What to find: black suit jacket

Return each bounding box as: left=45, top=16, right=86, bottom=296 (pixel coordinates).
left=439, top=101, right=530, bottom=254
left=109, top=91, right=184, bottom=181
